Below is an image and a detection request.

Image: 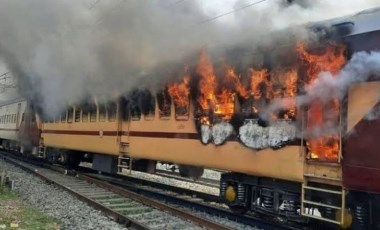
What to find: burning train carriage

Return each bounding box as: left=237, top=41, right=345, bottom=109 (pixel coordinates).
left=3, top=7, right=380, bottom=229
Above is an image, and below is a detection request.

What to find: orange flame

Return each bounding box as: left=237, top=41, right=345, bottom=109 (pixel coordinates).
left=297, top=42, right=345, bottom=161
left=249, top=68, right=273, bottom=100
left=168, top=71, right=190, bottom=109
left=197, top=49, right=217, bottom=112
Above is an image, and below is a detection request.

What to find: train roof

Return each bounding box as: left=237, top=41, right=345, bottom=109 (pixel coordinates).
left=311, top=6, right=380, bottom=38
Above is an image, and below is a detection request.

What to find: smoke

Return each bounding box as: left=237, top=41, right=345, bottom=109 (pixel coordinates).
left=366, top=100, right=380, bottom=120
left=0, top=0, right=378, bottom=116
left=264, top=51, right=380, bottom=133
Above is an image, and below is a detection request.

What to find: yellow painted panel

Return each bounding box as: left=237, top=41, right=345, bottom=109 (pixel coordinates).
left=129, top=137, right=304, bottom=182
left=42, top=134, right=119, bottom=155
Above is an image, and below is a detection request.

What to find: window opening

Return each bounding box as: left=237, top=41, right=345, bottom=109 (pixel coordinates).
left=120, top=97, right=130, bottom=121
left=129, top=90, right=141, bottom=121
left=67, top=107, right=74, bottom=123
left=61, top=111, right=67, bottom=123
left=107, top=101, right=117, bottom=121
left=141, top=89, right=155, bottom=120
left=98, top=103, right=106, bottom=122
left=157, top=89, right=171, bottom=119
left=74, top=106, right=81, bottom=122
left=89, top=103, right=97, bottom=122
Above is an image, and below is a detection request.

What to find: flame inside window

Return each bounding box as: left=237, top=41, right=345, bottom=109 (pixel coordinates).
left=297, top=42, right=346, bottom=161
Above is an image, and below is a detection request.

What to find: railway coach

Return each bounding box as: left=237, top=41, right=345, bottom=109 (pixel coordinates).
left=0, top=7, right=379, bottom=230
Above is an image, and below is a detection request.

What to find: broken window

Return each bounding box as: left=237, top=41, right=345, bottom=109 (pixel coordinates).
left=89, top=103, right=97, bottom=122
left=81, top=102, right=90, bottom=122
left=107, top=101, right=117, bottom=122
left=61, top=111, right=67, bottom=123
left=140, top=89, right=155, bottom=120
left=67, top=107, right=74, bottom=123
left=98, top=103, right=106, bottom=122
left=157, top=89, right=171, bottom=119
left=74, top=106, right=81, bottom=122
left=129, top=89, right=141, bottom=121
left=120, top=97, right=130, bottom=121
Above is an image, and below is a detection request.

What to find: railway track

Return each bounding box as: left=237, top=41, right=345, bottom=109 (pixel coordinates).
left=0, top=151, right=305, bottom=230
left=85, top=172, right=303, bottom=230
left=0, top=151, right=234, bottom=230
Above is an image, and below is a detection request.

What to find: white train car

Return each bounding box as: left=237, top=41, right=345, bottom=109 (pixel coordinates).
left=0, top=98, right=28, bottom=150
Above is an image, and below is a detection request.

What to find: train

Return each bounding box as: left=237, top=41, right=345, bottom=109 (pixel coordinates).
left=0, top=7, right=380, bottom=230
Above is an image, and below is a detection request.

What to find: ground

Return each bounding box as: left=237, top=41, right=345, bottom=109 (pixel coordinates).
left=0, top=187, right=59, bottom=230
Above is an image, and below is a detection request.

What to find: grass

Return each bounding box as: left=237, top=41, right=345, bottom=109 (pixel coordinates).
left=0, top=186, right=60, bottom=230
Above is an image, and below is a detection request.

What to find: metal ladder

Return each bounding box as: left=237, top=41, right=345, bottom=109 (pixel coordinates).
left=301, top=176, right=346, bottom=225
left=38, top=137, right=46, bottom=158
left=117, top=142, right=131, bottom=173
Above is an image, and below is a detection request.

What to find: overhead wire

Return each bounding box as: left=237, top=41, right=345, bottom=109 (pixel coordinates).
left=167, top=0, right=187, bottom=8
left=197, top=0, right=267, bottom=25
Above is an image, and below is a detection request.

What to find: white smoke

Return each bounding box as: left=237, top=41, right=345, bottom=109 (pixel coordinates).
left=264, top=51, right=380, bottom=136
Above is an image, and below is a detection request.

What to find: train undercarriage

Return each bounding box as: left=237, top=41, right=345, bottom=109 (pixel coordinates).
left=220, top=172, right=380, bottom=230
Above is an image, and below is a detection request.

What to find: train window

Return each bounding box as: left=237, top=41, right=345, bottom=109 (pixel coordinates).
left=21, top=113, right=24, bottom=122
left=89, top=103, right=97, bottom=122
left=120, top=97, right=130, bottom=121
left=55, top=115, right=60, bottom=123
left=74, top=106, right=81, bottom=122
left=128, top=89, right=143, bottom=121
left=174, top=99, right=190, bottom=121
left=141, top=89, right=155, bottom=120
left=157, top=89, right=171, bottom=119
left=98, top=103, right=106, bottom=122
left=67, top=107, right=74, bottom=123
left=107, top=102, right=117, bottom=122
left=82, top=107, right=88, bottom=123
left=61, top=111, right=67, bottom=123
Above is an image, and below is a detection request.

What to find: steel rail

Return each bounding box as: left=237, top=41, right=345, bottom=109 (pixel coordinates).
left=79, top=174, right=232, bottom=230
left=0, top=152, right=150, bottom=230
left=85, top=173, right=302, bottom=230
left=0, top=151, right=232, bottom=230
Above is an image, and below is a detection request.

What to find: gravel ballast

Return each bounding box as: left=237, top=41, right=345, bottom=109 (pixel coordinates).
left=0, top=158, right=127, bottom=230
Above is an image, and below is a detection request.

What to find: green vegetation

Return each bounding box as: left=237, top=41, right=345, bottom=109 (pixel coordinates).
left=0, top=187, right=60, bottom=230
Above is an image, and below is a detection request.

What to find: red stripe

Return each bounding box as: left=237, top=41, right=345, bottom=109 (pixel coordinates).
left=42, top=129, right=199, bottom=139
left=42, top=130, right=118, bottom=136
left=124, top=131, right=199, bottom=139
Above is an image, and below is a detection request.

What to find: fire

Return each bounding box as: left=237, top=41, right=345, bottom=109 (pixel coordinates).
left=224, top=65, right=248, bottom=99
left=196, top=50, right=237, bottom=123
left=196, top=49, right=218, bottom=113
left=249, top=68, right=272, bottom=100
left=297, top=42, right=346, bottom=161
left=168, top=70, right=190, bottom=109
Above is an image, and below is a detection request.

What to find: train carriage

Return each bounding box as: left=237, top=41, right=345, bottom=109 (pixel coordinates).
left=1, top=6, right=380, bottom=229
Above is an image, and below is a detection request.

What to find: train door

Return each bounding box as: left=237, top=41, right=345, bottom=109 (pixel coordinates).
left=117, top=96, right=131, bottom=173
left=16, top=103, right=21, bottom=129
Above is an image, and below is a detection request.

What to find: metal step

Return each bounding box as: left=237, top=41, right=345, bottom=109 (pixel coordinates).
left=301, top=183, right=346, bottom=226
